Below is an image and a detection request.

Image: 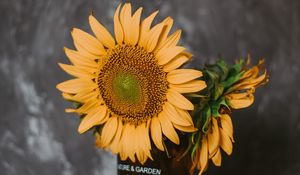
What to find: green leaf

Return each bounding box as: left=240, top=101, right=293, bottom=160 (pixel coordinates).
left=206, top=69, right=219, bottom=83
left=221, top=59, right=246, bottom=89
left=221, top=71, right=243, bottom=89
left=217, top=59, right=229, bottom=81
left=211, top=97, right=223, bottom=117
left=228, top=59, right=244, bottom=77
left=211, top=97, right=230, bottom=117
left=214, top=84, right=224, bottom=100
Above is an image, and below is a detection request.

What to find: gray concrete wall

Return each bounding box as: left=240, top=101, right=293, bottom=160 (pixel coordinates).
left=0, top=0, right=299, bottom=174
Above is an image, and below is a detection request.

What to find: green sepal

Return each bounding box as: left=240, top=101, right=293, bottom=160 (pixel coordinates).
left=201, top=105, right=211, bottom=133
left=221, top=71, right=244, bottom=89
left=210, top=97, right=229, bottom=117
left=221, top=59, right=245, bottom=89
left=206, top=69, right=220, bottom=84
left=190, top=132, right=201, bottom=161
left=192, top=105, right=204, bottom=126
left=214, top=84, right=224, bottom=100
left=216, top=59, right=229, bottom=81
left=230, top=59, right=244, bottom=74
left=162, top=136, right=171, bottom=158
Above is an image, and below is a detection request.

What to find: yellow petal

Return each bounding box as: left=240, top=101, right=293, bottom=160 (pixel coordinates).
left=199, top=137, right=208, bottom=174
left=128, top=125, right=137, bottom=162
left=156, top=29, right=181, bottom=53
left=72, top=90, right=99, bottom=103
left=136, top=123, right=152, bottom=164
left=75, top=99, right=100, bottom=114
left=173, top=124, right=197, bottom=132
left=220, top=114, right=234, bottom=142
left=219, top=127, right=233, bottom=155
left=163, top=52, right=191, bottom=72
left=150, top=117, right=164, bottom=151
left=226, top=91, right=250, bottom=99
left=114, top=4, right=124, bottom=45
left=143, top=121, right=152, bottom=152
left=231, top=70, right=267, bottom=91
left=119, top=144, right=128, bottom=161
left=175, top=108, right=194, bottom=125
left=78, top=105, right=108, bottom=133
left=169, top=80, right=207, bottom=93
left=240, top=71, right=268, bottom=89
left=119, top=3, right=126, bottom=29
left=241, top=66, right=259, bottom=80
left=73, top=40, right=100, bottom=60
left=128, top=7, right=142, bottom=45
left=164, top=102, right=191, bottom=126
left=120, top=123, right=136, bottom=162
left=166, top=89, right=194, bottom=110
left=121, top=3, right=132, bottom=44
left=136, top=147, right=147, bottom=164
left=207, top=118, right=220, bottom=158
left=110, top=118, right=123, bottom=154
left=61, top=93, right=74, bottom=101
left=100, top=115, right=118, bottom=147
left=89, top=15, right=115, bottom=49
left=191, top=149, right=200, bottom=172
left=71, top=28, right=106, bottom=56
left=138, top=11, right=159, bottom=48
left=167, top=69, right=203, bottom=84
left=158, top=111, right=179, bottom=145
left=156, top=46, right=185, bottom=65
left=95, top=132, right=102, bottom=148
left=145, top=23, right=164, bottom=52
left=65, top=108, right=76, bottom=113
left=226, top=94, right=254, bottom=109
left=155, top=17, right=174, bottom=50
left=56, top=78, right=96, bottom=94
left=64, top=47, right=98, bottom=67
left=58, top=63, right=94, bottom=79
left=211, top=148, right=222, bottom=167
left=62, top=90, right=98, bottom=103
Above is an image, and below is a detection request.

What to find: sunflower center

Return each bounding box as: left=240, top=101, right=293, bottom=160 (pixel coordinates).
left=97, top=45, right=168, bottom=125
left=113, top=72, right=141, bottom=104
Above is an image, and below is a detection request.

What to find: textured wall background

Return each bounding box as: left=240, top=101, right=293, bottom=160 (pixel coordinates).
left=0, top=0, right=300, bottom=175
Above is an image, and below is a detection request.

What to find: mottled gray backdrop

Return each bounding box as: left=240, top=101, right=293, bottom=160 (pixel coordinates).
left=0, top=0, right=300, bottom=174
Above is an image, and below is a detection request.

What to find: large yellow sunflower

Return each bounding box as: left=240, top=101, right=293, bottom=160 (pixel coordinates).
left=57, top=3, right=206, bottom=164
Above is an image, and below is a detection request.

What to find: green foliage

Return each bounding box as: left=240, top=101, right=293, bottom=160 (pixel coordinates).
left=211, top=97, right=228, bottom=117
left=189, top=57, right=247, bottom=160
left=221, top=59, right=245, bottom=89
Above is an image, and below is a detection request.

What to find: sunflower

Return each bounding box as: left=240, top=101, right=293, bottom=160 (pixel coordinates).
left=57, top=3, right=206, bottom=164
left=225, top=58, right=268, bottom=109
left=190, top=111, right=234, bottom=175
left=189, top=57, right=269, bottom=175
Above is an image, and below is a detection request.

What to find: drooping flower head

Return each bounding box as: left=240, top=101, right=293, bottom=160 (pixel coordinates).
left=190, top=109, right=234, bottom=175
left=225, top=58, right=268, bottom=109
left=57, top=3, right=206, bottom=164
left=190, top=57, right=268, bottom=175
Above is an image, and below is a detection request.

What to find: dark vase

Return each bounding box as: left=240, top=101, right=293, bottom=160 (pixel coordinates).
left=117, top=135, right=192, bottom=175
